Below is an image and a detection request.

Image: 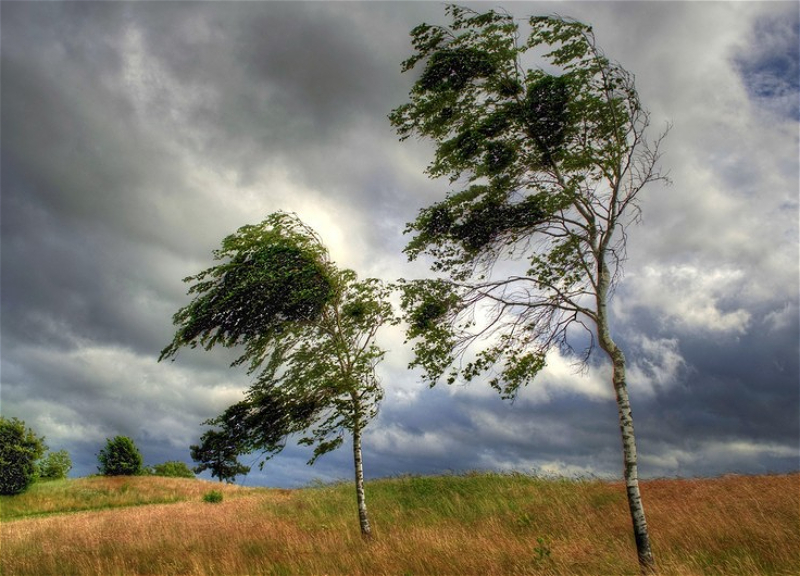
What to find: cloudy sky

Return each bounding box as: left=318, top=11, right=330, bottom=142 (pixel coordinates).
left=2, top=1, right=798, bottom=488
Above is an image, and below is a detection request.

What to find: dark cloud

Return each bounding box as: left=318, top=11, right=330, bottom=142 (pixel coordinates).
left=1, top=2, right=797, bottom=487
left=734, top=10, right=800, bottom=120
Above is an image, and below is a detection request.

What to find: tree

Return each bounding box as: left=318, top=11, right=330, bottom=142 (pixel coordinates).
left=0, top=416, right=46, bottom=495
left=161, top=211, right=396, bottom=539
left=97, top=436, right=144, bottom=476
left=390, top=6, right=668, bottom=573
left=38, top=449, right=73, bottom=480
left=190, top=427, right=251, bottom=483
left=147, top=461, right=195, bottom=478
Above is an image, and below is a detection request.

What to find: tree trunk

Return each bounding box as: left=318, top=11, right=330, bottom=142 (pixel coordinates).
left=604, top=338, right=656, bottom=574
left=597, top=269, right=655, bottom=574
left=351, top=395, right=372, bottom=540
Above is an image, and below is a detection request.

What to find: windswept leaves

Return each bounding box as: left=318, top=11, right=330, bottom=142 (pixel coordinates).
left=191, top=387, right=325, bottom=482
left=392, top=5, right=666, bottom=396
left=189, top=429, right=251, bottom=483
left=405, top=183, right=567, bottom=280
left=160, top=213, right=336, bottom=363
left=418, top=47, right=497, bottom=93
left=162, top=212, right=397, bottom=477
left=399, top=279, right=461, bottom=386
left=522, top=74, right=572, bottom=164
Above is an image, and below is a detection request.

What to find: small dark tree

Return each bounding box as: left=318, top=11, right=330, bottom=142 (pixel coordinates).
left=162, top=212, right=396, bottom=539
left=391, top=6, right=668, bottom=573
left=38, top=449, right=73, bottom=480
left=0, top=416, right=46, bottom=495
left=190, top=427, right=251, bottom=483
left=97, top=436, right=143, bottom=476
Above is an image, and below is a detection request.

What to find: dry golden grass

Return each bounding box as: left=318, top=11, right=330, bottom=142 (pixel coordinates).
left=0, top=475, right=261, bottom=521
left=1, top=472, right=798, bottom=576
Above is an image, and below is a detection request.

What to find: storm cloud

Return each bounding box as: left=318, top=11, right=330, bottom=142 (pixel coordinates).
left=1, top=1, right=797, bottom=487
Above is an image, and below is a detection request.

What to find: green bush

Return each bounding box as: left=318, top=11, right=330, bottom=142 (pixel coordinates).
left=38, top=449, right=73, bottom=480
left=203, top=490, right=223, bottom=503
left=148, top=461, right=195, bottom=478
left=0, top=417, right=47, bottom=495
left=97, top=436, right=143, bottom=476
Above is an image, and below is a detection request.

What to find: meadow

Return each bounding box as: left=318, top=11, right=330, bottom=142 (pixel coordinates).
left=1, top=472, right=798, bottom=576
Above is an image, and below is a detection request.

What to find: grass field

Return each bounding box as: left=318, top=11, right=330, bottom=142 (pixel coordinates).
left=1, top=472, right=798, bottom=576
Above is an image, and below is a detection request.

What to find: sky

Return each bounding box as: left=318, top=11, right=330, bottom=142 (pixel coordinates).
left=1, top=1, right=798, bottom=488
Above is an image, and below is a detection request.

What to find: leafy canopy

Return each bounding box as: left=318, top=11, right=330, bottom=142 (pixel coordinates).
left=97, top=435, right=143, bottom=476
left=160, top=212, right=336, bottom=371
left=190, top=426, right=251, bottom=483
left=0, top=416, right=47, bottom=495
left=38, top=449, right=73, bottom=480
left=163, top=212, right=397, bottom=472
left=391, top=6, right=667, bottom=398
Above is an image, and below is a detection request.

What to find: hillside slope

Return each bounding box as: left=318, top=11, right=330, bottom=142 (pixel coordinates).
left=1, top=472, right=798, bottom=576
left=0, top=475, right=263, bottom=521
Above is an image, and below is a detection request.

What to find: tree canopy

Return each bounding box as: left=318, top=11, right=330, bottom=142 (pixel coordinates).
left=160, top=213, right=336, bottom=370
left=97, top=435, right=143, bottom=476
left=0, top=416, right=46, bottom=495
left=391, top=5, right=667, bottom=397
left=190, top=421, right=252, bottom=483
left=38, top=449, right=73, bottom=480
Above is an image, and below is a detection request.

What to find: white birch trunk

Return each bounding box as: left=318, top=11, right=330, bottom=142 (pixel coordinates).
left=351, top=395, right=372, bottom=540
left=597, top=267, right=656, bottom=575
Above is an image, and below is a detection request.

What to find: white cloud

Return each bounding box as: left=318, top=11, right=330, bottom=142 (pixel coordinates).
left=627, top=337, right=687, bottom=397
left=619, top=265, right=753, bottom=334
left=535, top=350, right=614, bottom=402
left=2, top=342, right=248, bottom=445
left=763, top=302, right=799, bottom=333
left=536, top=460, right=606, bottom=479
left=368, top=425, right=458, bottom=460
left=641, top=440, right=798, bottom=475
left=9, top=399, right=107, bottom=445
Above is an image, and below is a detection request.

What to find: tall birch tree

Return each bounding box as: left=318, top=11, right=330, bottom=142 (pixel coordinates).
left=160, top=212, right=395, bottom=539
left=390, top=6, right=668, bottom=573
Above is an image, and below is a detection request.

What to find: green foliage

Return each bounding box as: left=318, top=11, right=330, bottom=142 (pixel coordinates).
left=147, top=461, right=195, bottom=478
left=160, top=212, right=337, bottom=369
left=533, top=535, right=553, bottom=564
left=391, top=5, right=667, bottom=397
left=399, top=278, right=460, bottom=385
left=190, top=427, right=252, bottom=484
left=97, top=436, right=143, bottom=476
left=163, top=211, right=397, bottom=471
left=37, top=449, right=73, bottom=480
left=0, top=416, right=47, bottom=495
left=202, top=490, right=224, bottom=503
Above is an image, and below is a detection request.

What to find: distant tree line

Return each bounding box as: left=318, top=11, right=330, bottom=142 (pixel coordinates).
left=0, top=422, right=196, bottom=495
left=96, top=435, right=195, bottom=478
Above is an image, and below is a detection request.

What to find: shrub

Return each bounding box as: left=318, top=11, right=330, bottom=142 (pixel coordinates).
left=203, top=490, right=223, bottom=503
left=148, top=461, right=195, bottom=478
left=0, top=417, right=47, bottom=495
left=38, top=449, right=73, bottom=480
left=97, top=436, right=143, bottom=476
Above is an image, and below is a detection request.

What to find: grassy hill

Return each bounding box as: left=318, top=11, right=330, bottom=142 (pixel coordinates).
left=1, top=472, right=798, bottom=576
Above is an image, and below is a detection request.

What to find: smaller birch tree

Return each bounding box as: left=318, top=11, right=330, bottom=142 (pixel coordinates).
left=390, top=6, right=668, bottom=573
left=161, top=212, right=395, bottom=539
